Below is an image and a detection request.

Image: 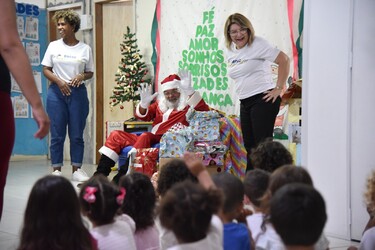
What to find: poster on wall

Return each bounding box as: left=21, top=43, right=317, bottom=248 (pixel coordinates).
left=154, top=0, right=303, bottom=115
left=13, top=95, right=29, bottom=118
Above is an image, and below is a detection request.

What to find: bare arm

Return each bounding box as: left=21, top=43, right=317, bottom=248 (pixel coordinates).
left=0, top=0, right=49, bottom=138
left=183, top=151, right=216, bottom=190
left=263, top=51, right=290, bottom=103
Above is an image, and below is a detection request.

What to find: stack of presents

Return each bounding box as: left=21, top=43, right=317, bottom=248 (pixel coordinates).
left=128, top=109, right=248, bottom=179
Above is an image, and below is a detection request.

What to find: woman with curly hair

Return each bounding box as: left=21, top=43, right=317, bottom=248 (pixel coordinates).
left=42, top=9, right=93, bottom=182
left=355, top=171, right=375, bottom=250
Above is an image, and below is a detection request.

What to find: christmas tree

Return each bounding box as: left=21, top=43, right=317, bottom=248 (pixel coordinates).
left=110, top=26, right=151, bottom=110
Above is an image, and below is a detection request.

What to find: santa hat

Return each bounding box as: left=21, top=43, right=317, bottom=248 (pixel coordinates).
left=160, top=74, right=181, bottom=92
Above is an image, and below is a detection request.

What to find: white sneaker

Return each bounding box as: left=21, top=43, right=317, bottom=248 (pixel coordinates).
left=52, top=170, right=62, bottom=176
left=72, top=169, right=89, bottom=182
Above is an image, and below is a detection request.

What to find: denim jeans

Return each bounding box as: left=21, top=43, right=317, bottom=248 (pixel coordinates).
left=47, top=83, right=89, bottom=167
left=240, top=91, right=281, bottom=171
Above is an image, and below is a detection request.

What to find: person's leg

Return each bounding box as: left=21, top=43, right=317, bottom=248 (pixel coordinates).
left=112, top=133, right=162, bottom=184
left=68, top=85, right=89, bottom=173
left=240, top=95, right=257, bottom=171
left=95, top=130, right=138, bottom=176
left=47, top=84, right=68, bottom=171
left=251, top=94, right=281, bottom=145
left=0, top=92, right=15, bottom=220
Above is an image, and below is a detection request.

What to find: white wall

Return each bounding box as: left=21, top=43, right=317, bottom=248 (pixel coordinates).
left=303, top=0, right=375, bottom=240
left=27, top=0, right=46, bottom=8
left=135, top=0, right=157, bottom=76
left=350, top=0, right=375, bottom=240
left=302, top=0, right=352, bottom=239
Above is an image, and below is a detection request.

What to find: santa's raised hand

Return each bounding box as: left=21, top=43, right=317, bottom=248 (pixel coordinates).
left=139, top=83, right=158, bottom=109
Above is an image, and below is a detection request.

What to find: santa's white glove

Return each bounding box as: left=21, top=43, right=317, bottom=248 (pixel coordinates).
left=178, top=69, right=195, bottom=96
left=139, top=83, right=158, bottom=109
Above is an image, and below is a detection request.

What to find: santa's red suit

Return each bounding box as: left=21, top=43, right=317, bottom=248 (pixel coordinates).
left=99, top=89, right=209, bottom=163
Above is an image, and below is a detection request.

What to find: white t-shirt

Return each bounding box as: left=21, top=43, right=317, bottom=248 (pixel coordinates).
left=246, top=212, right=264, bottom=241
left=359, top=227, right=375, bottom=250
left=156, top=215, right=223, bottom=250
left=255, top=223, right=329, bottom=250
left=41, top=38, right=94, bottom=83
left=90, top=216, right=136, bottom=250
left=226, top=36, right=280, bottom=100
left=167, top=215, right=223, bottom=250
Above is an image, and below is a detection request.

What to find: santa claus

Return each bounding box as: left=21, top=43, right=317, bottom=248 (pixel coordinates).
left=95, top=70, right=210, bottom=183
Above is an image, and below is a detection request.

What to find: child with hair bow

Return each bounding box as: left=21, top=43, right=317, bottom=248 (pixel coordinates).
left=79, top=175, right=136, bottom=250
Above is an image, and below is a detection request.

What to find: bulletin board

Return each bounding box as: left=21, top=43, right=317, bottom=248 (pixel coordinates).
left=11, top=2, right=48, bottom=155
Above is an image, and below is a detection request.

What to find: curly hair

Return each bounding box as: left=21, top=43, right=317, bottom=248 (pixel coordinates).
left=157, top=159, right=197, bottom=197
left=119, top=172, right=156, bottom=231
left=250, top=138, right=293, bottom=173
left=53, top=9, right=80, bottom=32
left=365, top=171, right=375, bottom=216
left=159, top=180, right=222, bottom=243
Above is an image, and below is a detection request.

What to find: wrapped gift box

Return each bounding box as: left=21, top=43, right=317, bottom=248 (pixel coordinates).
left=159, top=128, right=194, bottom=158
left=186, top=109, right=221, bottom=141
left=202, top=152, right=225, bottom=166
left=131, top=148, right=159, bottom=177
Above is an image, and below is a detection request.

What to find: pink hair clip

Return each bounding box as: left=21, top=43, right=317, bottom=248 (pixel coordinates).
left=117, top=187, right=126, bottom=205
left=83, top=186, right=97, bottom=204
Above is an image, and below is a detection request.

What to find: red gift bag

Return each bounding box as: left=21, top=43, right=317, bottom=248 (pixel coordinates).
left=131, top=148, right=159, bottom=177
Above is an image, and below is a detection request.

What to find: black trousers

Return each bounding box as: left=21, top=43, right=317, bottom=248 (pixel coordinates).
left=240, top=91, right=281, bottom=171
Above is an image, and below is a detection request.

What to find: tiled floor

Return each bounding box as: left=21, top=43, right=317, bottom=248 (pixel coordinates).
left=0, top=158, right=361, bottom=250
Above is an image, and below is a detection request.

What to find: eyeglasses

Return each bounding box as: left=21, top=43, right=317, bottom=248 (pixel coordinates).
left=164, top=89, right=180, bottom=97
left=228, top=28, right=248, bottom=36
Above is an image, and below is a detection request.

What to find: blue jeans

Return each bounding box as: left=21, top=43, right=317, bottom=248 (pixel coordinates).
left=47, top=83, right=89, bottom=167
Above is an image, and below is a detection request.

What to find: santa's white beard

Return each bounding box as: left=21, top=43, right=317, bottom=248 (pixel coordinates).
left=158, top=92, right=187, bottom=113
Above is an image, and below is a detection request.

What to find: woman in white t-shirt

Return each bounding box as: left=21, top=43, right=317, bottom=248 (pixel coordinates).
left=41, top=9, right=93, bottom=181
left=223, top=13, right=290, bottom=171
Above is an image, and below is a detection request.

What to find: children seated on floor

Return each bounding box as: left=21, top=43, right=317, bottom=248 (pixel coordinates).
left=270, top=183, right=327, bottom=250
left=79, top=175, right=136, bottom=250
left=256, top=165, right=329, bottom=250
left=157, top=151, right=224, bottom=250
left=243, top=169, right=270, bottom=240
left=213, top=173, right=253, bottom=250
left=119, top=172, right=160, bottom=250
left=17, top=175, right=97, bottom=250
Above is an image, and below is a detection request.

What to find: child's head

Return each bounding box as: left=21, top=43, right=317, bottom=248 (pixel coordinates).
left=260, top=165, right=313, bottom=214
left=158, top=180, right=222, bottom=243
left=250, top=139, right=293, bottom=172
left=243, top=169, right=270, bottom=208
left=270, top=183, right=327, bottom=248
left=157, top=158, right=197, bottom=197
left=365, top=170, right=375, bottom=216
left=212, top=173, right=244, bottom=218
left=18, top=175, right=92, bottom=250
left=268, top=165, right=313, bottom=196
left=79, top=175, right=125, bottom=226
left=119, top=172, right=156, bottom=231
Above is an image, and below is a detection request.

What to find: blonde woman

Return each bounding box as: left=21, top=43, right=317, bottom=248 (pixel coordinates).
left=223, top=13, right=290, bottom=171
